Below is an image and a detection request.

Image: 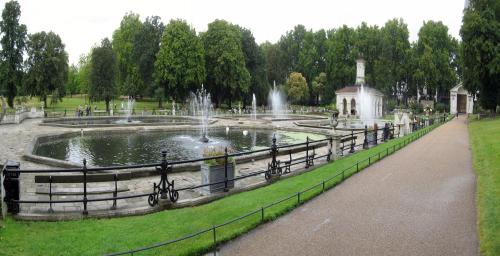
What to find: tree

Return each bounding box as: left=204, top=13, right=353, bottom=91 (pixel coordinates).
left=112, top=12, right=143, bottom=96
left=415, top=21, right=458, bottom=102
left=286, top=72, right=308, bottom=103
left=239, top=26, right=268, bottom=105
left=312, top=72, right=327, bottom=104
left=202, top=19, right=250, bottom=107
left=154, top=19, right=205, bottom=104
left=66, top=64, right=79, bottom=97
left=90, top=38, right=117, bottom=112
left=133, top=16, right=164, bottom=96
left=375, top=18, right=410, bottom=99
left=461, top=0, right=500, bottom=112
left=76, top=53, right=92, bottom=95
left=24, top=31, right=68, bottom=107
left=261, top=41, right=286, bottom=85
left=0, top=0, right=27, bottom=107
left=325, top=26, right=357, bottom=101
left=355, top=22, right=381, bottom=88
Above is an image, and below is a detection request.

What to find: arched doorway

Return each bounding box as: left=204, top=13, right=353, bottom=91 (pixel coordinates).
left=351, top=98, right=356, bottom=115
left=342, top=98, right=347, bottom=115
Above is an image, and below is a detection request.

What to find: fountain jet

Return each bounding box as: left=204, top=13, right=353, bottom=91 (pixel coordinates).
left=251, top=93, right=257, bottom=120
left=268, top=81, right=286, bottom=119
left=190, top=85, right=212, bottom=143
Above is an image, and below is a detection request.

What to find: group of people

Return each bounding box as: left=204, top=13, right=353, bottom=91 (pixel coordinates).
left=75, top=105, right=94, bottom=117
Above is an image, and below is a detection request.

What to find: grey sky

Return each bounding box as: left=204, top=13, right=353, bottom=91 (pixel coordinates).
left=3, top=0, right=465, bottom=65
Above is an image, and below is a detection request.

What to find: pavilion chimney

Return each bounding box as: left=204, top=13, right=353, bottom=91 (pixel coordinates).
left=355, top=58, right=365, bottom=85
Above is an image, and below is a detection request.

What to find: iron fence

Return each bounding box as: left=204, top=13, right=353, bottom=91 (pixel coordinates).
left=106, top=115, right=452, bottom=256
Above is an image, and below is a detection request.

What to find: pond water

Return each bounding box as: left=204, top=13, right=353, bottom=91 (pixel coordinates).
left=34, top=128, right=326, bottom=166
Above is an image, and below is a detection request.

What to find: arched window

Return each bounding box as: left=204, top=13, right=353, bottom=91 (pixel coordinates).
left=351, top=98, right=356, bottom=115
left=342, top=98, right=347, bottom=115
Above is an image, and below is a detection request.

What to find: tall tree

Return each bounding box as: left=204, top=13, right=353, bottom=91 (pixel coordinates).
left=202, top=19, right=250, bottom=107
left=415, top=21, right=458, bottom=101
left=133, top=16, right=164, bottom=96
left=286, top=72, right=308, bottom=103
left=66, top=64, right=79, bottom=97
left=261, top=41, right=286, bottom=85
left=76, top=53, right=92, bottom=95
left=0, top=0, right=27, bottom=107
left=154, top=19, right=205, bottom=104
left=312, top=72, right=327, bottom=104
left=90, top=38, right=117, bottom=112
left=375, top=18, right=410, bottom=99
left=24, top=32, right=68, bottom=107
left=355, top=22, right=381, bottom=88
left=461, top=0, right=500, bottom=112
left=239, top=26, right=268, bottom=105
left=112, top=12, right=143, bottom=96
left=325, top=26, right=357, bottom=101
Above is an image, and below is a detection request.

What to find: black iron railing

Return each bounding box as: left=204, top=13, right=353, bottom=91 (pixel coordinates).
left=106, top=115, right=452, bottom=256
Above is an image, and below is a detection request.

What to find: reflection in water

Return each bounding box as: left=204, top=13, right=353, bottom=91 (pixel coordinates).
left=35, top=128, right=325, bottom=166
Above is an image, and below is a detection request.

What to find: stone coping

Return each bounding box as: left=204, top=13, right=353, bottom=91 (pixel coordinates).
left=40, top=115, right=215, bottom=128
left=14, top=157, right=328, bottom=221
left=23, top=124, right=332, bottom=171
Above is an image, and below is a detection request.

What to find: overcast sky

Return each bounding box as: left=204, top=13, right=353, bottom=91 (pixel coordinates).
left=2, top=0, right=466, bottom=65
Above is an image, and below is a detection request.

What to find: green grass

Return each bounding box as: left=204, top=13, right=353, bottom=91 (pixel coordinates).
left=0, top=124, right=440, bottom=256
left=469, top=117, right=500, bottom=256
left=10, top=95, right=168, bottom=112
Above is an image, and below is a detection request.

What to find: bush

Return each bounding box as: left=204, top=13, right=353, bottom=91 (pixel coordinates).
left=387, top=98, right=397, bottom=112
left=409, top=101, right=423, bottom=114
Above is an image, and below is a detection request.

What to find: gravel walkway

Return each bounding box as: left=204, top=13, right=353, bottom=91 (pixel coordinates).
left=219, top=116, right=478, bottom=256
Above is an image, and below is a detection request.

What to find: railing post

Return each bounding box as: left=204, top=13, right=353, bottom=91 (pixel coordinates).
left=374, top=128, right=378, bottom=145
left=322, top=180, right=325, bottom=192
left=224, top=147, right=229, bottom=192
left=2, top=160, right=21, bottom=215
left=82, top=158, right=88, bottom=215
left=265, top=134, right=281, bottom=181
left=112, top=173, right=117, bottom=209
left=48, top=176, right=53, bottom=213
left=261, top=207, right=264, bottom=222
left=327, top=136, right=333, bottom=161
left=349, top=130, right=355, bottom=153
left=305, top=136, right=310, bottom=168
left=212, top=226, right=217, bottom=254
left=363, top=125, right=368, bottom=149
left=160, top=150, right=168, bottom=199
left=297, top=192, right=301, bottom=204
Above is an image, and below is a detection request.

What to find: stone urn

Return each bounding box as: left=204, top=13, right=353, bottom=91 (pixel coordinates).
left=201, top=162, right=235, bottom=194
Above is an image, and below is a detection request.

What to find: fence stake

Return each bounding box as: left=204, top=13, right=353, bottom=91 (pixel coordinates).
left=356, top=162, right=359, bottom=172
left=297, top=192, right=301, bottom=204
left=368, top=156, right=371, bottom=166
left=224, top=147, right=229, bottom=192
left=322, top=181, right=325, bottom=192
left=212, top=226, right=217, bottom=255
left=83, top=158, right=88, bottom=215
left=261, top=207, right=264, bottom=222
left=48, top=176, right=53, bottom=213
left=305, top=137, right=310, bottom=168
left=112, top=173, right=117, bottom=209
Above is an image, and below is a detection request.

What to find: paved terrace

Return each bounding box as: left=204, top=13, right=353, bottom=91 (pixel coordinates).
left=220, top=116, right=478, bottom=256
left=1, top=116, right=343, bottom=220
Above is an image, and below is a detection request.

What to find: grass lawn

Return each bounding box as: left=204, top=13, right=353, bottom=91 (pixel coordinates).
left=469, top=117, right=500, bottom=256
left=9, top=95, right=168, bottom=113
left=0, top=124, right=439, bottom=256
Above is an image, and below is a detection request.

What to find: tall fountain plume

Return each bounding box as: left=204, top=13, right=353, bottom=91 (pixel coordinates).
left=251, top=93, right=257, bottom=120
left=125, top=97, right=135, bottom=122
left=190, top=85, right=212, bottom=142
left=268, top=81, right=286, bottom=118
left=357, top=85, right=376, bottom=126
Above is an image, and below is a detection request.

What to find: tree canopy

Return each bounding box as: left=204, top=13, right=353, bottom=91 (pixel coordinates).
left=90, top=38, right=117, bottom=112
left=24, top=31, right=68, bottom=107
left=154, top=19, right=205, bottom=101
left=461, top=0, right=500, bottom=111
left=0, top=0, right=26, bottom=107
left=286, top=72, right=308, bottom=103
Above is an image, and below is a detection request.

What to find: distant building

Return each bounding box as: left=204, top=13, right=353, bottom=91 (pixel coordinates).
left=335, top=58, right=384, bottom=117
left=450, top=83, right=474, bottom=114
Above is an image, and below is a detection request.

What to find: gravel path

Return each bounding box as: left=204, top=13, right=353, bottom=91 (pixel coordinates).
left=219, top=116, right=478, bottom=256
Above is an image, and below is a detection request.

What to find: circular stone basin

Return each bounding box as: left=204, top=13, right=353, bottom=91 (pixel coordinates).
left=41, top=116, right=199, bottom=127
left=34, top=128, right=326, bottom=166
left=296, top=119, right=388, bottom=131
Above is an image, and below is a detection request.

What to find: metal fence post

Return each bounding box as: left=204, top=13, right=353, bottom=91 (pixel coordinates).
left=305, top=136, right=310, bottom=168
left=160, top=150, right=168, bottom=199
left=224, top=147, right=229, bottom=192
left=327, top=136, right=333, bottom=161
left=363, top=125, right=368, bottom=149
left=48, top=176, right=53, bottom=213
left=82, top=158, right=88, bottom=215
left=261, top=207, right=264, bottom=222
left=2, top=160, right=21, bottom=216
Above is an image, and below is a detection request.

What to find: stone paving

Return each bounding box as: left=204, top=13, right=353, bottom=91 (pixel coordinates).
left=1, top=116, right=344, bottom=220
left=219, top=116, right=478, bottom=256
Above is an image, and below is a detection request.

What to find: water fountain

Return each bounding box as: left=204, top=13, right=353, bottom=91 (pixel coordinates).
left=357, top=84, right=376, bottom=126
left=190, top=85, right=212, bottom=143
left=268, top=81, right=286, bottom=118
left=125, top=97, right=135, bottom=123
left=251, top=93, right=257, bottom=120
left=172, top=101, right=176, bottom=116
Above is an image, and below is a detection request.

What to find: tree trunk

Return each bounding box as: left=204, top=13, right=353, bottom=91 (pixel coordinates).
left=105, top=98, right=110, bottom=113
left=158, top=99, right=162, bottom=109
left=43, top=96, right=47, bottom=108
